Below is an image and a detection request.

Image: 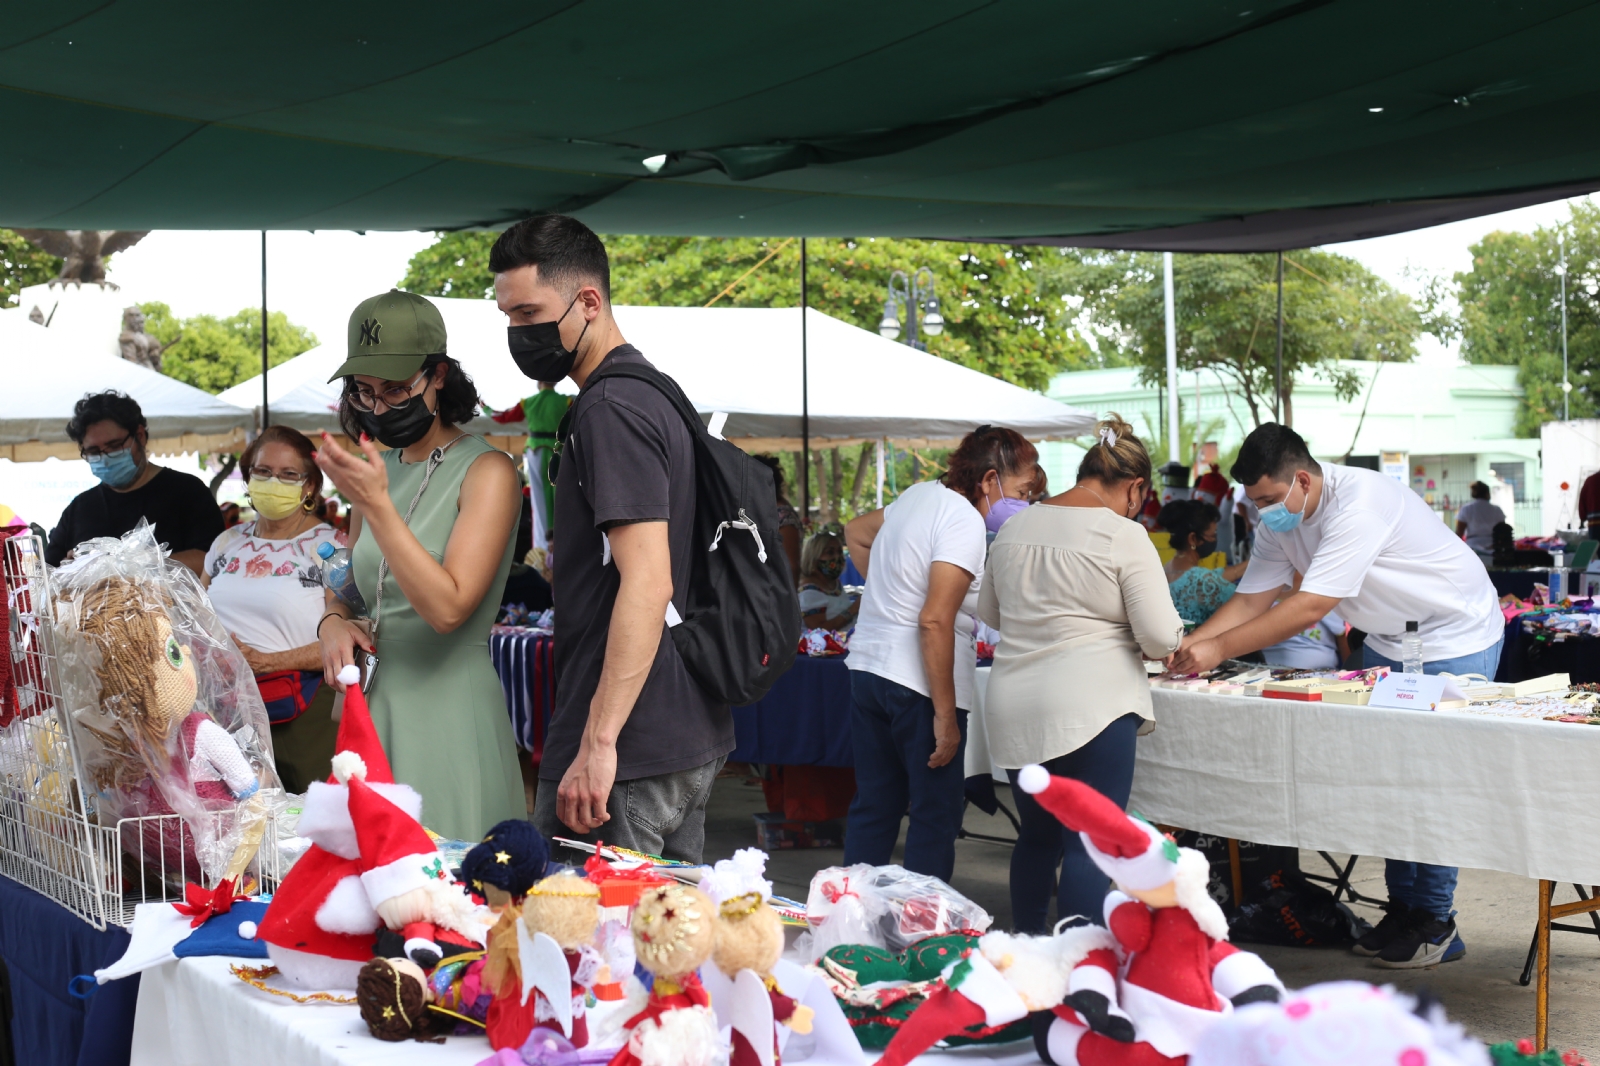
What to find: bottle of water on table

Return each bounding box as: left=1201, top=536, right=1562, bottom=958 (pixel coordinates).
left=1401, top=620, right=1424, bottom=674
left=316, top=541, right=368, bottom=616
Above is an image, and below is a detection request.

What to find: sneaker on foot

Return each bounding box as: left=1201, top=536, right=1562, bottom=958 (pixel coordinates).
left=1373, top=915, right=1465, bottom=969
left=1352, top=903, right=1413, bottom=957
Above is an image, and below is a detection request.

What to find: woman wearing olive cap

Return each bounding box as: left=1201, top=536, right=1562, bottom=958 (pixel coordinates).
left=314, top=289, right=525, bottom=839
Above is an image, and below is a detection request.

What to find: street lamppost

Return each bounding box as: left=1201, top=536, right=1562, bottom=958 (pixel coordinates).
left=1559, top=229, right=1571, bottom=421
left=878, top=267, right=943, bottom=350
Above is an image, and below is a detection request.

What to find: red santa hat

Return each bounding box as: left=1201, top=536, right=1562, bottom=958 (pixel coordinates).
left=328, top=665, right=392, bottom=784
left=340, top=756, right=450, bottom=906
left=1015, top=766, right=1177, bottom=891
left=295, top=667, right=422, bottom=860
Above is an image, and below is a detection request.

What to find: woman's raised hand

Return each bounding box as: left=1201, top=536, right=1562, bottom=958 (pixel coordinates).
left=314, top=432, right=389, bottom=514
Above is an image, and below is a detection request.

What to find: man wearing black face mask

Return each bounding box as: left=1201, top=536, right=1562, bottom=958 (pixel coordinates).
left=491, top=215, right=729, bottom=863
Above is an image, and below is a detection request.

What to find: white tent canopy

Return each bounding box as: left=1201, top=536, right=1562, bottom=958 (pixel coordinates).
left=0, top=311, right=252, bottom=459
left=222, top=298, right=1094, bottom=445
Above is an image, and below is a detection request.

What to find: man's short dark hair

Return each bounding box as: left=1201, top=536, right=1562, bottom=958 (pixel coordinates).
left=66, top=391, right=146, bottom=445
left=1230, top=422, right=1315, bottom=486
left=488, top=214, right=610, bottom=300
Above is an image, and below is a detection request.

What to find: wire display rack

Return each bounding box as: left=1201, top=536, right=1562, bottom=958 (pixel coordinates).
left=0, top=535, right=283, bottom=929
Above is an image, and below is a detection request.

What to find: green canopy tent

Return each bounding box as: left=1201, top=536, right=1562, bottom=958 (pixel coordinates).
left=4, top=0, right=1600, bottom=249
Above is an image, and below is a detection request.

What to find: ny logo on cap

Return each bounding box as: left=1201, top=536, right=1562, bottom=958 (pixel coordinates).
left=358, top=318, right=382, bottom=346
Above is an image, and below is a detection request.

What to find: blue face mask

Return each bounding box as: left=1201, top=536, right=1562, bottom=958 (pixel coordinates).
left=88, top=447, right=141, bottom=489
left=1256, top=480, right=1306, bottom=533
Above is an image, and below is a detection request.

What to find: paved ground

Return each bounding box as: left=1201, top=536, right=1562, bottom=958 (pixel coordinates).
left=701, top=771, right=1600, bottom=1057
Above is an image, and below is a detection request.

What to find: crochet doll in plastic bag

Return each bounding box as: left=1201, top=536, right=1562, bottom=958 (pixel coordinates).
left=70, top=576, right=261, bottom=877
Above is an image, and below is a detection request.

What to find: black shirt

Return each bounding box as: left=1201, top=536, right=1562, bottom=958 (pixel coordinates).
left=542, top=346, right=730, bottom=782
left=45, top=466, right=226, bottom=566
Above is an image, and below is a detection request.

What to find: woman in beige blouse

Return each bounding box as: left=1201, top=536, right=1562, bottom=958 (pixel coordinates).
left=976, top=415, right=1184, bottom=932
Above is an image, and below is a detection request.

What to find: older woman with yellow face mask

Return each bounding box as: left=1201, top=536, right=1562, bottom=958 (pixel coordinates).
left=202, top=425, right=345, bottom=792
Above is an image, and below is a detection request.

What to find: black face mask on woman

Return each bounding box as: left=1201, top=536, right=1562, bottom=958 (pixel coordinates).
left=357, top=389, right=437, bottom=449
left=1193, top=537, right=1218, bottom=558
left=507, top=295, right=589, bottom=382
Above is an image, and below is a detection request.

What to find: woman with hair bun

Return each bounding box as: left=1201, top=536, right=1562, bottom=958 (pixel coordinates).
left=976, top=415, right=1184, bottom=932
left=842, top=425, right=1038, bottom=880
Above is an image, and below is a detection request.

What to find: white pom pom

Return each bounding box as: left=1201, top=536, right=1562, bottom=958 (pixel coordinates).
left=238, top=920, right=258, bottom=940
left=1017, top=764, right=1050, bottom=795
left=330, top=750, right=367, bottom=784
left=337, top=664, right=361, bottom=686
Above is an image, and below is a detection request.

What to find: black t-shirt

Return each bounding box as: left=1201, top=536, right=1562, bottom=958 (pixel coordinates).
left=542, top=346, right=731, bottom=783
left=45, top=466, right=226, bottom=566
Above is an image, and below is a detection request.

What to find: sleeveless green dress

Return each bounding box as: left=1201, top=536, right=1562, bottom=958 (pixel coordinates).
left=351, top=435, right=524, bottom=840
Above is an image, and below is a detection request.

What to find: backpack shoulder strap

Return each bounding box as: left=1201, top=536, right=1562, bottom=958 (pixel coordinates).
left=581, top=361, right=706, bottom=442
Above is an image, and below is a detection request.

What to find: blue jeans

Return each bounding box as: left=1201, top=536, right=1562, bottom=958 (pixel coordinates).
left=844, top=671, right=969, bottom=881
left=1006, top=714, right=1142, bottom=933
left=1362, top=635, right=1504, bottom=919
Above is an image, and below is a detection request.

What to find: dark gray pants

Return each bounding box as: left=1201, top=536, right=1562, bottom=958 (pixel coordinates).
left=532, top=756, right=726, bottom=863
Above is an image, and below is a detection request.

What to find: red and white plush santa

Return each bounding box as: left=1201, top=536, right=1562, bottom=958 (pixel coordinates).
left=342, top=756, right=490, bottom=968
left=1015, top=767, right=1284, bottom=1066
left=876, top=926, right=1117, bottom=1066
left=258, top=667, right=414, bottom=990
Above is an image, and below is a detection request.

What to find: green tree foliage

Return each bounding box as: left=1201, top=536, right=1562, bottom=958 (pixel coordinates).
left=1042, top=250, right=1425, bottom=428
left=139, top=303, right=318, bottom=394
left=1454, top=202, right=1600, bottom=436
left=608, top=236, right=1096, bottom=392
left=399, top=232, right=497, bottom=299
left=399, top=232, right=1100, bottom=392
left=1, top=228, right=62, bottom=309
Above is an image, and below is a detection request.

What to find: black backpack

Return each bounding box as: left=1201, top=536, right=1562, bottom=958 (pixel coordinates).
left=575, top=361, right=801, bottom=705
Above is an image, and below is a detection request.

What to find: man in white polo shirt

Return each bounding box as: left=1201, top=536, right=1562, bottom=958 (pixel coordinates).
left=1170, top=423, right=1502, bottom=970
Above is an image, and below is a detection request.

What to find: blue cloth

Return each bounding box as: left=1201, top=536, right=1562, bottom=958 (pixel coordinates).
left=0, top=874, right=138, bottom=1066
left=1005, top=713, right=1142, bottom=934
left=1168, top=565, right=1235, bottom=627
left=843, top=670, right=968, bottom=881
left=491, top=629, right=555, bottom=756
left=842, top=556, right=864, bottom=587
left=173, top=901, right=270, bottom=958
left=1363, top=635, right=1505, bottom=919
left=729, top=655, right=854, bottom=767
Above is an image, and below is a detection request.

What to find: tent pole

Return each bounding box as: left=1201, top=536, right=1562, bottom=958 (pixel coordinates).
left=1275, top=251, right=1284, bottom=424
left=1163, top=252, right=1178, bottom=465
left=876, top=438, right=885, bottom=509
left=261, top=231, right=270, bottom=430
left=800, top=238, right=810, bottom=525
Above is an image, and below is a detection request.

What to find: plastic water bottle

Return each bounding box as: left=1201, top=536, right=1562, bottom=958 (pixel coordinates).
left=1549, top=567, right=1565, bottom=605
left=316, top=541, right=368, bottom=616
left=1402, top=621, right=1424, bottom=675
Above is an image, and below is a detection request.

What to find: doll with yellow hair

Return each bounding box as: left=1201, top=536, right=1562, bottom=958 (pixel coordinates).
left=483, top=872, right=608, bottom=1051
left=713, top=891, right=814, bottom=1066
left=608, top=882, right=724, bottom=1066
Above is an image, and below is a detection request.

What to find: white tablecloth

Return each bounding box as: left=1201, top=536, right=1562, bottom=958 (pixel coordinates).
left=969, top=672, right=1600, bottom=885
left=1132, top=688, right=1600, bottom=886
left=131, top=955, right=1040, bottom=1066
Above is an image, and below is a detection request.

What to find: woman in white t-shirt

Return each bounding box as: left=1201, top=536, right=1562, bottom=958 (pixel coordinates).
left=203, top=427, right=344, bottom=792
left=797, top=528, right=858, bottom=629
left=843, top=426, right=1038, bottom=881
left=977, top=416, right=1184, bottom=931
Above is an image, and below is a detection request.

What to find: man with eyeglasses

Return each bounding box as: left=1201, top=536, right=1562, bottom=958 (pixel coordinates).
left=44, top=391, right=224, bottom=576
